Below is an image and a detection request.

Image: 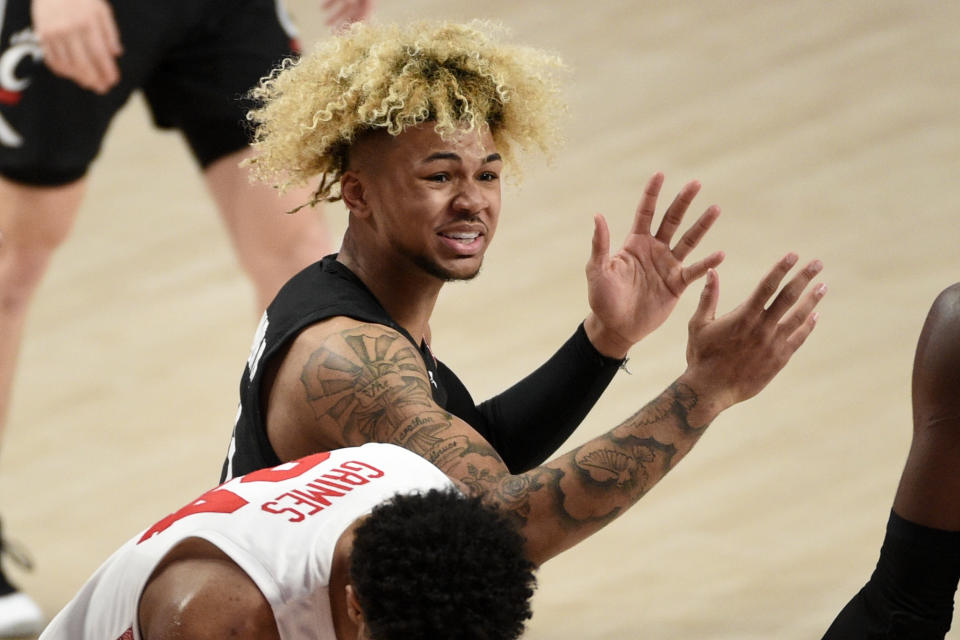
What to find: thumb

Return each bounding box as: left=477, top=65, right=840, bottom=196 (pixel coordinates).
left=691, top=268, right=719, bottom=326
left=588, top=214, right=609, bottom=270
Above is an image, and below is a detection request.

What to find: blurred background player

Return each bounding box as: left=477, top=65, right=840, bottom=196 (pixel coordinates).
left=0, top=0, right=373, bottom=634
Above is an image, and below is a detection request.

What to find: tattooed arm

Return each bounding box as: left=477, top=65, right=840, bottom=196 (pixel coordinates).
left=262, top=314, right=513, bottom=472
left=264, top=255, right=824, bottom=565
left=465, top=255, right=826, bottom=565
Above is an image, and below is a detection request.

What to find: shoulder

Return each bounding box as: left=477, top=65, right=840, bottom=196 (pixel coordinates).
left=260, top=257, right=388, bottom=353
left=138, top=538, right=279, bottom=640
left=290, top=317, right=428, bottom=380
left=270, top=256, right=386, bottom=319
left=266, top=317, right=436, bottom=454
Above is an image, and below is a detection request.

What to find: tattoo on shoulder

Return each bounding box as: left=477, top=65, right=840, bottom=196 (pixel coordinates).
left=297, top=325, right=506, bottom=472
left=299, top=326, right=433, bottom=441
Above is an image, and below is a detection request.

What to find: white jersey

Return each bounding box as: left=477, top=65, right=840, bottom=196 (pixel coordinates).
left=40, top=443, right=455, bottom=640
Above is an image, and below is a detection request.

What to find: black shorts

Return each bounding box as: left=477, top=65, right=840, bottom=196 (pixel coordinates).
left=0, top=0, right=299, bottom=186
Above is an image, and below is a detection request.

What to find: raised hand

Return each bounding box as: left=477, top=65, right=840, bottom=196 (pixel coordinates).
left=681, top=254, right=826, bottom=415
left=31, top=0, right=122, bottom=94
left=584, top=172, right=724, bottom=358
left=474, top=254, right=824, bottom=564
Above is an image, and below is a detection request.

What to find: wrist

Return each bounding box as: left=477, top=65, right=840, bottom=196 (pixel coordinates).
left=675, top=368, right=736, bottom=425
left=583, top=313, right=632, bottom=360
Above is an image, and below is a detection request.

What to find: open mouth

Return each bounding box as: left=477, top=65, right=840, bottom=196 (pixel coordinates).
left=439, top=231, right=481, bottom=244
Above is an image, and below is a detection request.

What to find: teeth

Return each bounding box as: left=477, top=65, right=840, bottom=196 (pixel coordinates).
left=443, top=232, right=479, bottom=240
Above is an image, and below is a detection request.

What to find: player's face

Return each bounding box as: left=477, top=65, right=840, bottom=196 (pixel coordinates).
left=361, top=124, right=502, bottom=282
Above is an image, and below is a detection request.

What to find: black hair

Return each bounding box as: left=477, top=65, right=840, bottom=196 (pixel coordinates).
left=350, top=488, right=537, bottom=640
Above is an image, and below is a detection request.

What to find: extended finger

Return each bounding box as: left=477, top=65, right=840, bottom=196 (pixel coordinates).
left=747, top=253, right=799, bottom=313
left=654, top=179, right=701, bottom=244
left=778, top=281, right=827, bottom=338
left=62, top=30, right=103, bottom=91
left=85, top=24, right=120, bottom=91
left=765, top=259, right=824, bottom=322
left=672, top=204, right=720, bottom=261
left=40, top=33, right=69, bottom=74
left=40, top=42, right=61, bottom=73
left=96, top=3, right=122, bottom=55
left=690, top=268, right=720, bottom=327
left=631, top=172, right=664, bottom=236
left=785, top=310, right=821, bottom=351
left=680, top=250, right=725, bottom=286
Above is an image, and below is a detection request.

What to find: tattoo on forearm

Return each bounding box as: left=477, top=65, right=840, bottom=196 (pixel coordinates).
left=464, top=465, right=554, bottom=528
left=571, top=380, right=703, bottom=494
left=623, top=381, right=701, bottom=434
left=471, top=381, right=711, bottom=549
left=575, top=439, right=659, bottom=490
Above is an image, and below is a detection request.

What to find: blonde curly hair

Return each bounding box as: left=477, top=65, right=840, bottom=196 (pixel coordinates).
left=245, top=20, right=567, bottom=207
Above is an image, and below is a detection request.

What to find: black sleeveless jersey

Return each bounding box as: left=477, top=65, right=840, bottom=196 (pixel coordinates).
left=221, top=255, right=625, bottom=483
left=223, top=255, right=483, bottom=480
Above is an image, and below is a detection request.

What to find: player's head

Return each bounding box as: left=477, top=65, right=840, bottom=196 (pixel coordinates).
left=348, top=488, right=537, bottom=640
left=245, top=20, right=566, bottom=207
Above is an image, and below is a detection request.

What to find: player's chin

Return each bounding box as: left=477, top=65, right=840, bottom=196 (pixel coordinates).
left=441, top=262, right=484, bottom=282
left=448, top=253, right=487, bottom=280
left=417, top=255, right=484, bottom=282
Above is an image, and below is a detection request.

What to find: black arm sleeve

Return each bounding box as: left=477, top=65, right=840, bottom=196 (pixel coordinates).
left=439, top=323, right=624, bottom=474
left=821, top=511, right=960, bottom=640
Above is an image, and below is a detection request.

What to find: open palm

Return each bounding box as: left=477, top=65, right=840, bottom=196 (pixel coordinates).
left=585, top=173, right=724, bottom=358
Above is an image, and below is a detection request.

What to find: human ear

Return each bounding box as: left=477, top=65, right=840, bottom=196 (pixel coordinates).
left=340, top=172, right=370, bottom=218
left=345, top=585, right=364, bottom=626
left=345, top=585, right=372, bottom=638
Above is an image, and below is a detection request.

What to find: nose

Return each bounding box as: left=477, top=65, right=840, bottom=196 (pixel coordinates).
left=452, top=180, right=486, bottom=215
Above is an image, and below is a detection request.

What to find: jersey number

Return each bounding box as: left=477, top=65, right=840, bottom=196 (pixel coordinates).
left=138, top=453, right=331, bottom=543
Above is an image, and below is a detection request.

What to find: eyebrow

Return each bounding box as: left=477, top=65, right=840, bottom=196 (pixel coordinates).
left=422, top=152, right=502, bottom=164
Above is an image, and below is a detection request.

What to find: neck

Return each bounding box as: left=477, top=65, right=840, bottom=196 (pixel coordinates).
left=338, top=232, right=442, bottom=345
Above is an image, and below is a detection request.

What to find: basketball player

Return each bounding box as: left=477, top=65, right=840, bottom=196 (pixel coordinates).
left=822, top=283, right=960, bottom=639
left=41, top=247, right=825, bottom=638
left=40, top=444, right=537, bottom=640
left=0, top=0, right=370, bottom=633
left=221, top=19, right=739, bottom=483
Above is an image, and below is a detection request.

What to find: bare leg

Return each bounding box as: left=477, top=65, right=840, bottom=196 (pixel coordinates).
left=0, top=177, right=84, bottom=443
left=0, top=175, right=82, bottom=633
left=893, top=282, right=960, bottom=529
left=203, top=148, right=333, bottom=312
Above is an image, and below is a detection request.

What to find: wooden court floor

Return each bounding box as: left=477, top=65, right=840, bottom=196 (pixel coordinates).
left=0, top=1, right=957, bottom=637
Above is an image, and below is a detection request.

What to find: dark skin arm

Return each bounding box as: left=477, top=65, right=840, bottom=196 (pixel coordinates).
left=892, top=282, right=960, bottom=530
left=138, top=538, right=279, bottom=640
left=266, top=255, right=825, bottom=565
